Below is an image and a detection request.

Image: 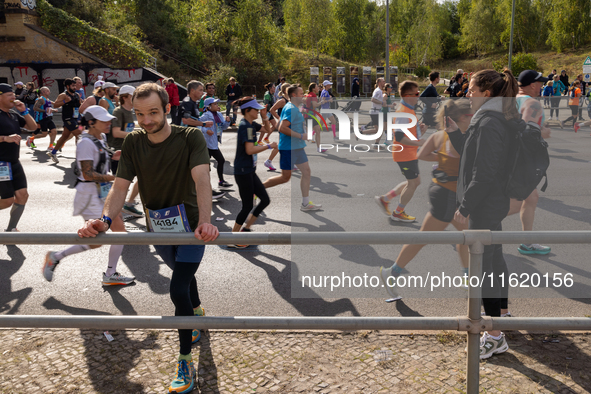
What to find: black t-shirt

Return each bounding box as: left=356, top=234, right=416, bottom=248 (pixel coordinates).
left=0, top=109, right=26, bottom=163
left=234, top=119, right=262, bottom=175
left=62, top=91, right=81, bottom=120
left=181, top=97, right=200, bottom=121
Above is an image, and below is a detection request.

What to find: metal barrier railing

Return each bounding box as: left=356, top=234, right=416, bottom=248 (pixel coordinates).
left=2, top=230, right=591, bottom=394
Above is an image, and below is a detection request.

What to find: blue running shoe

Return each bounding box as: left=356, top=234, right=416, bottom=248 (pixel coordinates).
left=169, top=359, right=195, bottom=394
left=192, top=306, right=205, bottom=344
left=518, top=244, right=551, bottom=255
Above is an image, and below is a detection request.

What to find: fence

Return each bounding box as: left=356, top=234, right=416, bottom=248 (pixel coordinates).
left=1, top=230, right=591, bottom=394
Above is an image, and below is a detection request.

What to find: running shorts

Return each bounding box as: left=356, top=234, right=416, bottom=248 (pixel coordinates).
left=39, top=118, right=56, bottom=132
left=0, top=161, right=27, bottom=199
left=63, top=118, right=79, bottom=132
left=279, top=148, right=308, bottom=171
left=396, top=159, right=419, bottom=180
left=428, top=182, right=457, bottom=223
left=73, top=191, right=104, bottom=219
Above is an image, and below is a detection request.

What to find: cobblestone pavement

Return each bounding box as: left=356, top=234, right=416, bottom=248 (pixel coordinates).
left=1, top=329, right=590, bottom=393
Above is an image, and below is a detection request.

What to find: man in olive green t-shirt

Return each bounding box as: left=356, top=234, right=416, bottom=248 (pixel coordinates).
left=77, top=83, right=219, bottom=394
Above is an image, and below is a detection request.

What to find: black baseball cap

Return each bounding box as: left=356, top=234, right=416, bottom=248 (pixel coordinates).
left=518, top=70, right=549, bottom=86
left=0, top=83, right=13, bottom=95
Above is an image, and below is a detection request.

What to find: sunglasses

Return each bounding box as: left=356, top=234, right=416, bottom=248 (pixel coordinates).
left=404, top=92, right=420, bottom=97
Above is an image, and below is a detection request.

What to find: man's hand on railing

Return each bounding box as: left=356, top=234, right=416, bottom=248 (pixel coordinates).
left=195, top=223, right=219, bottom=242
left=78, top=219, right=108, bottom=238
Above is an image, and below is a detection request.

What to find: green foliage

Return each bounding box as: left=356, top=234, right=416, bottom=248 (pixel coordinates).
left=459, top=0, right=503, bottom=56
left=37, top=0, right=151, bottom=68
left=415, top=65, right=431, bottom=79
left=493, top=53, right=539, bottom=75
left=204, top=64, right=238, bottom=100
left=546, top=0, right=591, bottom=52
left=284, top=0, right=333, bottom=58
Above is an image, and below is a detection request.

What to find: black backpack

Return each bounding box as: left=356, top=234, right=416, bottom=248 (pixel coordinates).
left=73, top=134, right=110, bottom=184
left=476, top=111, right=549, bottom=201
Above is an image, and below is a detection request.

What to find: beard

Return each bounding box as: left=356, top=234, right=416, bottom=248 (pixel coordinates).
left=140, top=117, right=166, bottom=135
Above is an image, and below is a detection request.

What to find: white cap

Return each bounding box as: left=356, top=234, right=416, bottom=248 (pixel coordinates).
left=103, top=82, right=119, bottom=89
left=322, top=80, right=333, bottom=86
left=94, top=80, right=105, bottom=89
left=118, top=85, right=136, bottom=96
left=83, top=105, right=116, bottom=122
left=14, top=81, right=24, bottom=86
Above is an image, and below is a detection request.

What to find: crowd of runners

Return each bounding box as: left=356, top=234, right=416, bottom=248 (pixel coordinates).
left=0, top=66, right=584, bottom=392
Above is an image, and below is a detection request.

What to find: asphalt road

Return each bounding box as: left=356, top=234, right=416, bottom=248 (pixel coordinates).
left=1, top=105, right=591, bottom=321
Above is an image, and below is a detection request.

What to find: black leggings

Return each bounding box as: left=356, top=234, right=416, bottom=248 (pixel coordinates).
left=564, top=105, right=579, bottom=126
left=208, top=148, right=225, bottom=182
left=550, top=96, right=561, bottom=118
left=470, top=215, right=509, bottom=317
left=170, top=261, right=201, bottom=355
left=234, top=172, right=270, bottom=225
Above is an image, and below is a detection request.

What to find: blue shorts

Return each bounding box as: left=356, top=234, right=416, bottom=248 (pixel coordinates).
left=279, top=148, right=308, bottom=170
left=154, top=244, right=205, bottom=269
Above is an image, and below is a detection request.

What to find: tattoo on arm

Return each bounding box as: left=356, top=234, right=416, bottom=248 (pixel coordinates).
left=80, top=160, right=112, bottom=182
left=530, top=100, right=542, bottom=118
left=33, top=99, right=43, bottom=113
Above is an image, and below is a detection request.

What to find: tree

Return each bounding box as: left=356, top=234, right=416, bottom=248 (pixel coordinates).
left=498, top=0, right=544, bottom=54
left=546, top=0, right=591, bottom=51
left=329, top=0, right=368, bottom=62
left=283, top=0, right=333, bottom=58
left=459, top=0, right=503, bottom=56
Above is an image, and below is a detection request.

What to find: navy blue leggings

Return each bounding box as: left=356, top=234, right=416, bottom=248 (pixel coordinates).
left=234, top=172, right=270, bottom=225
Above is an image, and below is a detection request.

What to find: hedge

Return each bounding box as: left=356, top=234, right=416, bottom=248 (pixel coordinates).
left=37, top=0, right=151, bottom=68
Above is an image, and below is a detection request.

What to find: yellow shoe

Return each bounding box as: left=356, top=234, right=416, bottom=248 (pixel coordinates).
left=169, top=359, right=195, bottom=393
left=390, top=211, right=416, bottom=223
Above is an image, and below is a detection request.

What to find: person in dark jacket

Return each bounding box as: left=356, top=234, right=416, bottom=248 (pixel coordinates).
left=559, top=70, right=569, bottom=96
left=420, top=71, right=441, bottom=127
left=344, top=77, right=362, bottom=113
left=351, top=77, right=360, bottom=98
left=225, top=77, right=243, bottom=125
left=444, top=68, right=535, bottom=360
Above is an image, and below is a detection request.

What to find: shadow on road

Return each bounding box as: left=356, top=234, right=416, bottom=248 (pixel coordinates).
left=0, top=245, right=32, bottom=314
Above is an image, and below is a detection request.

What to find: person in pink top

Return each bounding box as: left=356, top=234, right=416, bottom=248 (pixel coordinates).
left=165, top=78, right=181, bottom=125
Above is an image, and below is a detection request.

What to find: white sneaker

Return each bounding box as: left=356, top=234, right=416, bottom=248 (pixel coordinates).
left=300, top=202, right=322, bottom=211
left=379, top=266, right=402, bottom=301
left=479, top=332, right=509, bottom=360
left=102, top=272, right=135, bottom=286
left=42, top=252, right=60, bottom=282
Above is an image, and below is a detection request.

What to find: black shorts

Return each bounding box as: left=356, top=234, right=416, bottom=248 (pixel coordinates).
left=63, top=118, right=79, bottom=132
left=397, top=160, right=419, bottom=180
left=0, top=161, right=27, bottom=199
left=429, top=182, right=457, bottom=223
left=369, top=114, right=380, bottom=127
left=38, top=118, right=56, bottom=132
left=111, top=159, right=119, bottom=175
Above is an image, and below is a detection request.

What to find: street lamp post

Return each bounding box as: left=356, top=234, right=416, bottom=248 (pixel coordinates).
left=508, top=0, right=516, bottom=69
left=385, top=0, right=390, bottom=83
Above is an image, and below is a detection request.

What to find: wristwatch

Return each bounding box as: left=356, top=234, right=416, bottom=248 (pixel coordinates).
left=267, top=144, right=272, bottom=150
left=99, top=215, right=112, bottom=231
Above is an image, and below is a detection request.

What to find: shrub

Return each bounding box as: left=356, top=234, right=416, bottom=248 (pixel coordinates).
left=493, top=53, right=539, bottom=76
left=415, top=65, right=431, bottom=79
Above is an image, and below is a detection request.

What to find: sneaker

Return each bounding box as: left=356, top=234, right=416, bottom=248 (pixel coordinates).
left=264, top=159, right=276, bottom=171
left=292, top=165, right=299, bottom=172
left=501, top=311, right=513, bottom=317
left=390, top=211, right=416, bottom=223
left=122, top=202, right=144, bottom=218
left=26, top=136, right=32, bottom=148
left=42, top=252, right=60, bottom=282
left=517, top=243, right=551, bottom=255
left=479, top=332, right=509, bottom=360
left=379, top=266, right=402, bottom=301
left=218, top=180, right=233, bottom=189
left=212, top=190, right=226, bottom=199
left=559, top=120, right=564, bottom=129
left=300, top=201, right=322, bottom=211
left=46, top=151, right=59, bottom=163
left=227, top=244, right=249, bottom=249
left=574, top=123, right=581, bottom=133
left=102, top=272, right=135, bottom=286
left=263, top=138, right=271, bottom=144
left=317, top=148, right=328, bottom=153
left=30, top=142, right=36, bottom=149
left=169, top=359, right=196, bottom=394
left=374, top=196, right=392, bottom=216
left=192, top=307, right=205, bottom=344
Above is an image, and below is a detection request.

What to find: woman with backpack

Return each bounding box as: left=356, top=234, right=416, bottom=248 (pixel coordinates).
left=564, top=80, right=582, bottom=130
left=444, top=69, right=528, bottom=360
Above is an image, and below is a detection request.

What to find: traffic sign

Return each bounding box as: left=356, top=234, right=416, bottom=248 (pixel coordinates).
left=584, top=56, right=591, bottom=66
left=585, top=74, right=591, bottom=83
left=584, top=66, right=591, bottom=74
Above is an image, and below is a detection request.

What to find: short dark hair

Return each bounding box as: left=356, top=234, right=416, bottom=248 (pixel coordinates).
left=187, top=80, right=203, bottom=93
left=399, top=80, right=419, bottom=96
left=64, top=78, right=75, bottom=87
left=429, top=71, right=440, bottom=82
left=287, top=84, right=300, bottom=98
left=132, top=83, right=169, bottom=111
left=205, top=82, right=215, bottom=89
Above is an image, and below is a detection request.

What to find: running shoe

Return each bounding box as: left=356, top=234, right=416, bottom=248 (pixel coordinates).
left=42, top=252, right=60, bottom=282
left=317, top=148, right=328, bottom=153
left=374, top=196, right=392, bottom=216
left=227, top=244, right=249, bottom=249
left=30, top=142, right=36, bottom=149
left=263, top=138, right=271, bottom=144
left=122, top=202, right=144, bottom=218
left=390, top=211, right=416, bottom=223
left=379, top=266, right=402, bottom=301
left=26, top=136, right=32, bottom=148
left=212, top=190, right=226, bottom=199
left=218, top=180, right=233, bottom=189
left=264, top=160, right=276, bottom=171
left=501, top=311, right=513, bottom=317
left=169, top=359, right=196, bottom=394
left=292, top=165, right=299, bottom=172
left=517, top=243, right=551, bottom=255
left=574, top=123, right=580, bottom=133
left=46, top=151, right=59, bottom=163
left=102, top=272, right=135, bottom=286
left=300, top=202, right=322, bottom=211
left=192, top=306, right=205, bottom=344
left=479, top=332, right=509, bottom=360
left=559, top=120, right=564, bottom=129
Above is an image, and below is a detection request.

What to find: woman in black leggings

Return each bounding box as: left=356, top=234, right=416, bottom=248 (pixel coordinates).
left=229, top=97, right=277, bottom=248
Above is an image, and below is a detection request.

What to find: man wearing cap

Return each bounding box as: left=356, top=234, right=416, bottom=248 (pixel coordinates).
left=320, top=80, right=338, bottom=141
left=0, top=83, right=37, bottom=232
left=43, top=105, right=135, bottom=286
left=77, top=83, right=219, bottom=394
left=14, top=82, right=25, bottom=101
left=506, top=70, right=552, bottom=256
left=101, top=82, right=119, bottom=115
left=199, top=97, right=232, bottom=189
left=48, top=78, right=83, bottom=163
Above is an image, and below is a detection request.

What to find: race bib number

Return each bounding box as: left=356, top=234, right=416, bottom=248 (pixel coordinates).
left=125, top=123, right=135, bottom=133
left=73, top=107, right=79, bottom=118
left=46, top=107, right=52, bottom=117
left=97, top=182, right=112, bottom=200
left=146, top=204, right=192, bottom=233
left=253, top=142, right=258, bottom=168
left=216, top=124, right=224, bottom=137
left=0, top=162, right=12, bottom=181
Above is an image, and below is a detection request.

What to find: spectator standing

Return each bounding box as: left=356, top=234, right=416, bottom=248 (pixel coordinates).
left=165, top=78, right=181, bottom=125
left=420, top=71, right=442, bottom=127
left=23, top=82, right=37, bottom=114
left=542, top=82, right=553, bottom=108
left=559, top=70, right=569, bottom=95
left=14, top=82, right=25, bottom=101
left=547, top=69, right=557, bottom=81
left=225, top=77, right=242, bottom=125
left=550, top=75, right=566, bottom=123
